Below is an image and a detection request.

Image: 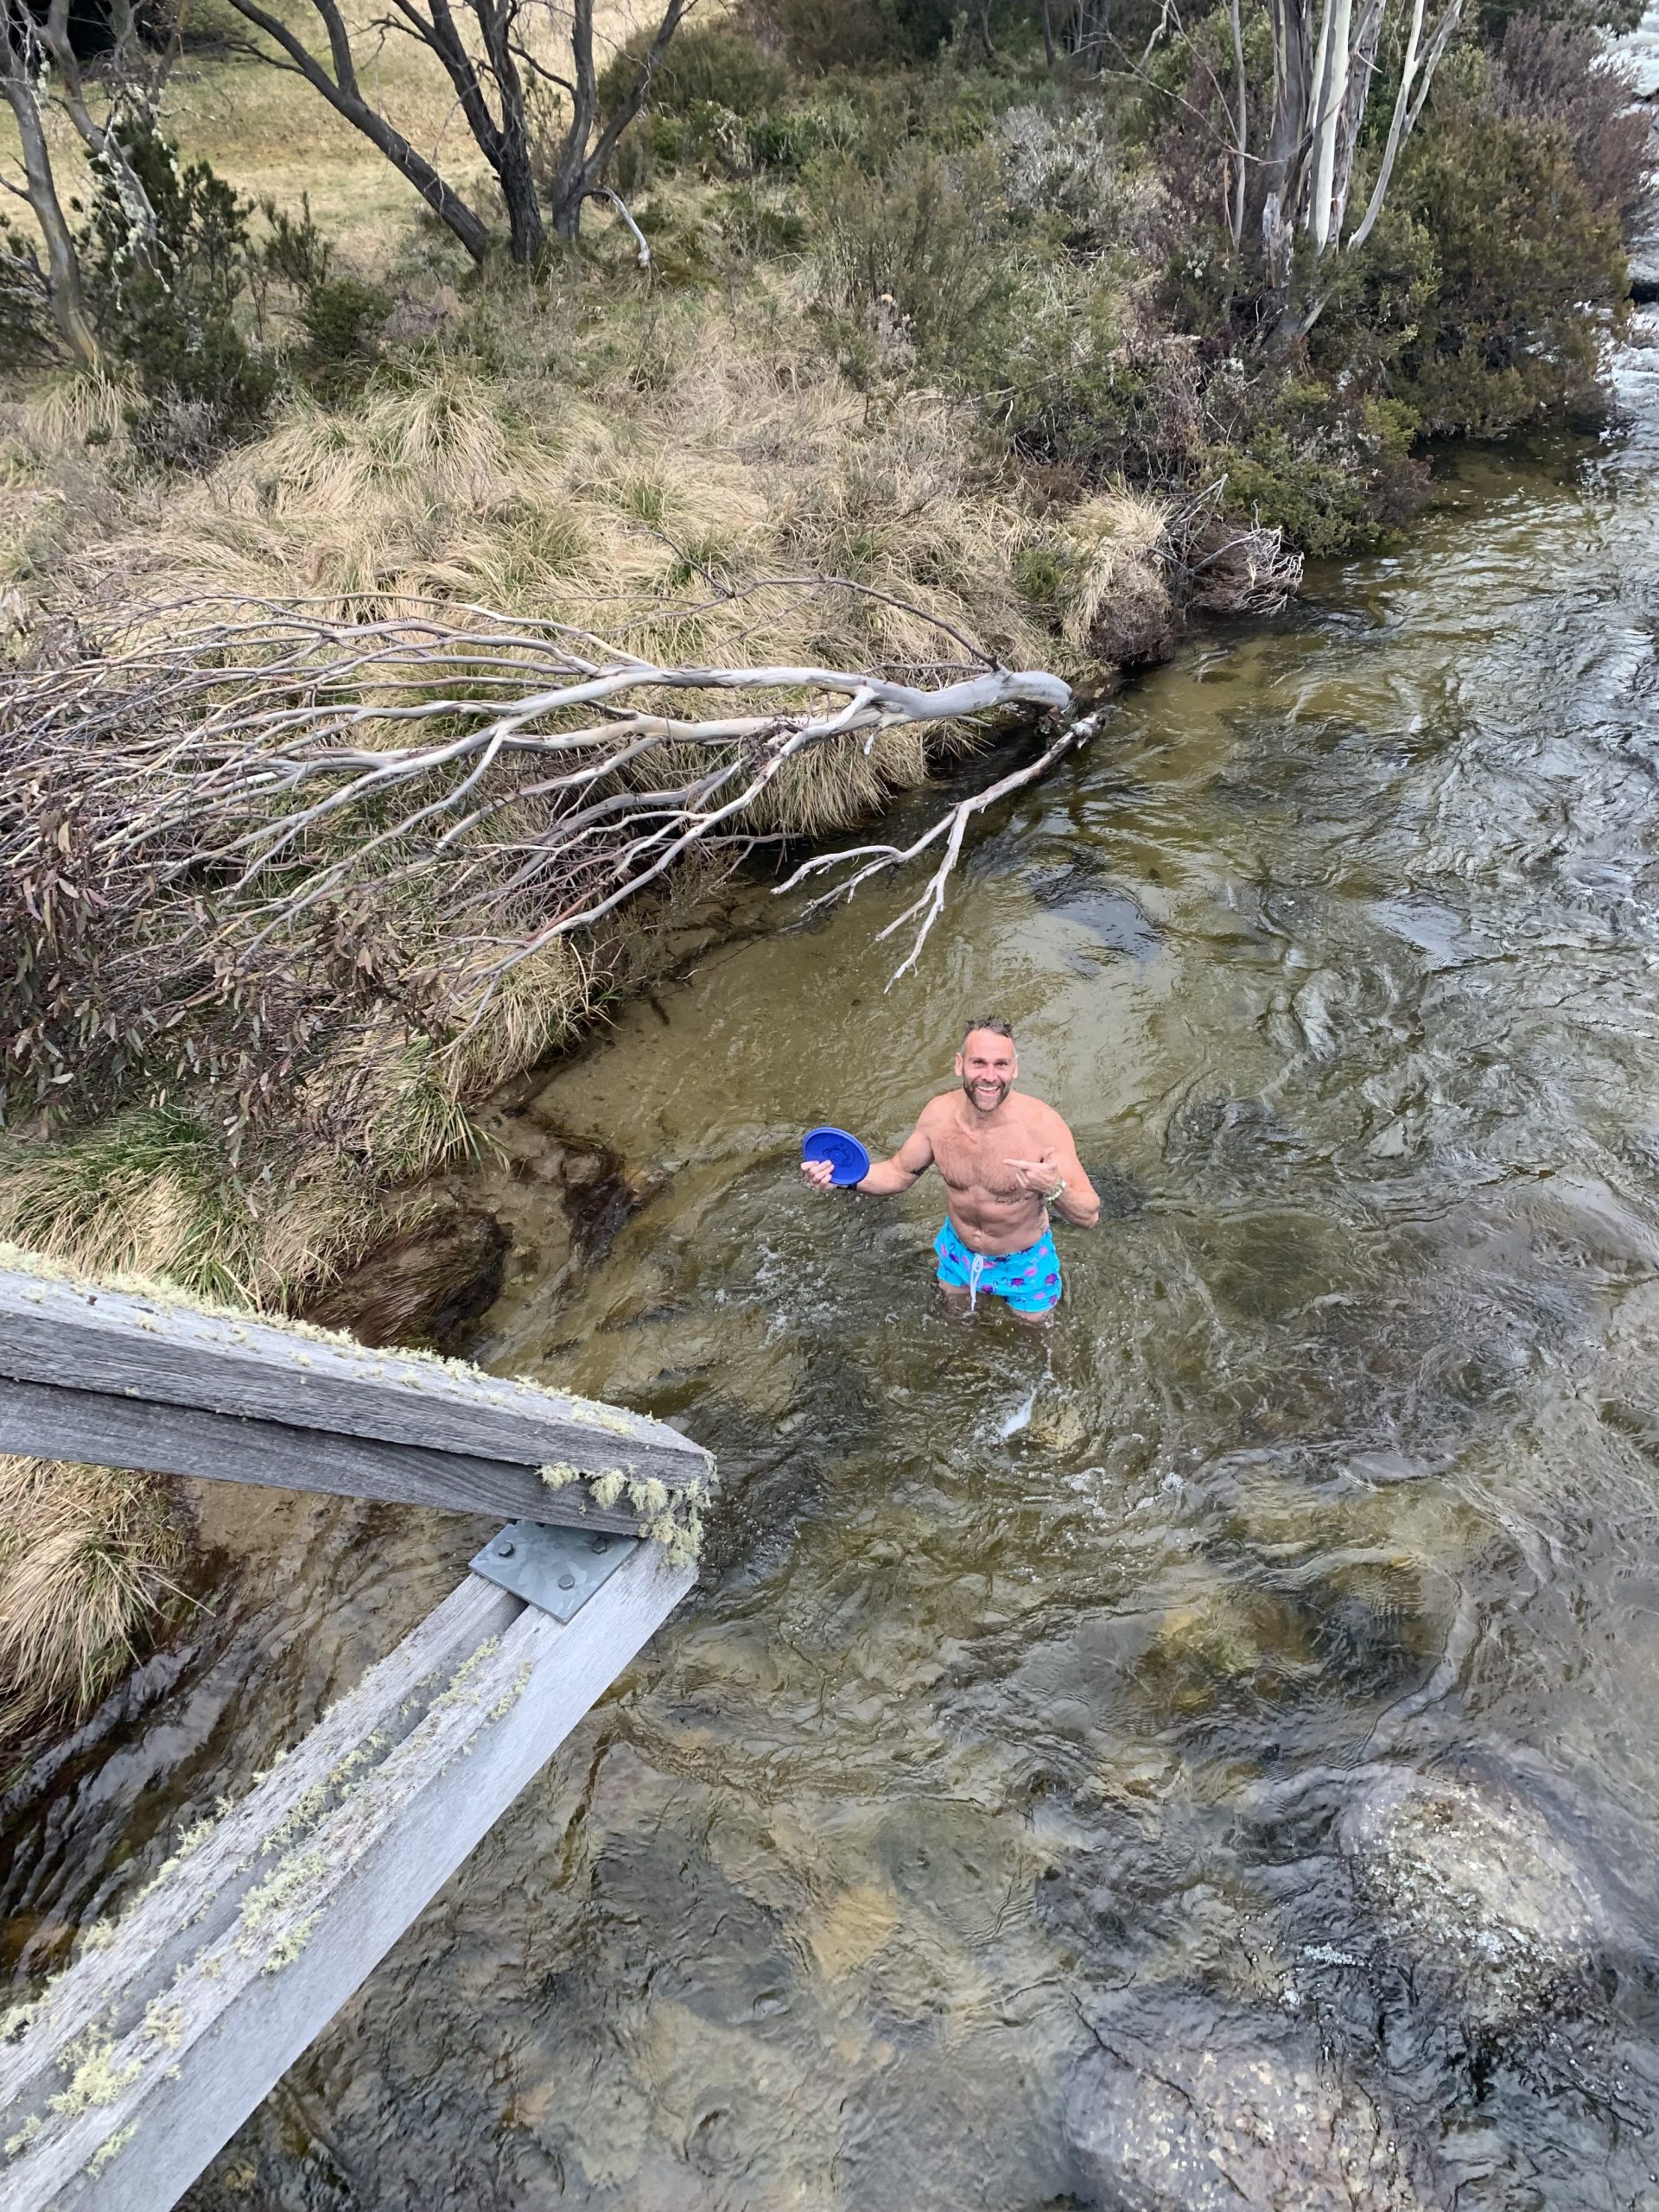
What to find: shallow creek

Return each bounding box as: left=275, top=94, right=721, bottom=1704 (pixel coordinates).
left=12, top=327, right=1659, bottom=2206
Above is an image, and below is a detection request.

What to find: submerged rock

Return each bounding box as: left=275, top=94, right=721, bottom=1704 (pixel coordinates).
left=1340, top=1765, right=1611, bottom=2024
left=1063, top=2011, right=1432, bottom=2210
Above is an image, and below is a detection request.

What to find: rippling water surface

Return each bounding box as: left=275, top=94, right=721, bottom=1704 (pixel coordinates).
left=10, top=328, right=1659, bottom=2209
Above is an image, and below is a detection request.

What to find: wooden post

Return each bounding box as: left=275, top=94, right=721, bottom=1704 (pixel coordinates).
left=0, top=1263, right=709, bottom=1537
left=0, top=1543, right=695, bottom=2211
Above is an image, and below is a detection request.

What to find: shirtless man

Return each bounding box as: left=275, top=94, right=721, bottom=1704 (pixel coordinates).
left=802, top=1017, right=1100, bottom=1322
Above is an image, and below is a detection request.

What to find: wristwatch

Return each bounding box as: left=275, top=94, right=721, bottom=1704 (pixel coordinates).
left=1043, top=1179, right=1066, bottom=1206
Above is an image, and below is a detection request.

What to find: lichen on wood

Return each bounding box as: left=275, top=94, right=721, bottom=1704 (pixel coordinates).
left=47, top=2029, right=143, bottom=2118
left=85, top=2115, right=139, bottom=2177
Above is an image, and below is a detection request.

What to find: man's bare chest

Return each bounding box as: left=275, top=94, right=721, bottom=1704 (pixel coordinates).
left=931, top=1118, right=1043, bottom=1198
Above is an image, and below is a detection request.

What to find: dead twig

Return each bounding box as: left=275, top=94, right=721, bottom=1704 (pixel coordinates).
left=1, top=598, right=1079, bottom=1061
left=777, top=709, right=1108, bottom=988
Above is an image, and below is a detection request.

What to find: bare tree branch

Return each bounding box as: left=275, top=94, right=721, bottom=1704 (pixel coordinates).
left=778, top=710, right=1109, bottom=987
left=213, top=0, right=494, bottom=261
left=1, top=600, right=1079, bottom=1036
left=595, top=186, right=651, bottom=266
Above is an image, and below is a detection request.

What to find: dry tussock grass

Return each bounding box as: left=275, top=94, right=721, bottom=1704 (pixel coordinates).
left=1058, top=487, right=1171, bottom=652
left=0, top=1112, right=344, bottom=1306
left=60, top=343, right=1071, bottom=685
left=0, top=1455, right=189, bottom=1760
left=0, top=1039, right=504, bottom=1307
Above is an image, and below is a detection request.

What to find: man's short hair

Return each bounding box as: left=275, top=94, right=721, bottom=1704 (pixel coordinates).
left=962, top=1016, right=1014, bottom=1050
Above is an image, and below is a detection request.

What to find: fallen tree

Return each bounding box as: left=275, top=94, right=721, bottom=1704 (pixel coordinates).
left=2, top=550, right=1299, bottom=1128
left=0, top=593, right=1085, bottom=1121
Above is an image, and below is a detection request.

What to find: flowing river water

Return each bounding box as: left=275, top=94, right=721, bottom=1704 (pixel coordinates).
left=10, top=320, right=1659, bottom=2206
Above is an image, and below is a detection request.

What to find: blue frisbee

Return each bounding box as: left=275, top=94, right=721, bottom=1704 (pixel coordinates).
left=803, top=1126, right=871, bottom=1186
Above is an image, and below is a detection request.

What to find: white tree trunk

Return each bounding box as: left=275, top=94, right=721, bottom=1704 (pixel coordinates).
left=1310, top=0, right=1355, bottom=249
left=1345, top=0, right=1461, bottom=251
left=0, top=42, right=99, bottom=366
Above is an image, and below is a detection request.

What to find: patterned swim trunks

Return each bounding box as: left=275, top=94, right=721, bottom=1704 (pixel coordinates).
left=933, top=1219, right=1063, bottom=1315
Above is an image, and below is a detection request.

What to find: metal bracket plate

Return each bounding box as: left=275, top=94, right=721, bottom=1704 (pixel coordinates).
left=470, top=1519, right=637, bottom=1621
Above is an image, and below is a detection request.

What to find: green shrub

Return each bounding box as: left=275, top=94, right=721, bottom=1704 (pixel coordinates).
left=750, top=0, right=957, bottom=71
left=1398, top=91, right=1627, bottom=435
left=1012, top=538, right=1072, bottom=616
left=998, top=102, right=1138, bottom=249
left=679, top=97, right=758, bottom=174
left=713, top=185, right=810, bottom=261
left=302, top=276, right=389, bottom=363
left=979, top=260, right=1191, bottom=479
left=747, top=99, right=873, bottom=171
left=808, top=144, right=1022, bottom=370
left=296, top=274, right=390, bottom=396
left=79, top=118, right=275, bottom=460
left=635, top=79, right=878, bottom=185
left=1491, top=16, right=1654, bottom=241
left=600, top=25, right=791, bottom=118
left=260, top=194, right=334, bottom=293
left=1305, top=204, right=1440, bottom=393
left=0, top=214, right=53, bottom=365
left=1200, top=380, right=1427, bottom=557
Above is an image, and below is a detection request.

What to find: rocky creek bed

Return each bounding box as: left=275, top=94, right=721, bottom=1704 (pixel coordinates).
left=10, top=314, right=1659, bottom=2209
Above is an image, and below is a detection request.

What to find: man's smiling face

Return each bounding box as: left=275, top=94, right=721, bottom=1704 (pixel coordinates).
left=957, top=1027, right=1017, bottom=1116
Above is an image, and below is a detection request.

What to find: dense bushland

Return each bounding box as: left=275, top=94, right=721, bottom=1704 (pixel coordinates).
left=8, top=6, right=1646, bottom=546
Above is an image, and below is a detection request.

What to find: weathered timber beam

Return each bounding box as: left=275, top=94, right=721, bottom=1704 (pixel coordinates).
left=0, top=1543, right=696, bottom=2211
left=0, top=1266, right=707, bottom=1491
left=0, top=1577, right=518, bottom=2116
left=0, top=1377, right=647, bottom=1535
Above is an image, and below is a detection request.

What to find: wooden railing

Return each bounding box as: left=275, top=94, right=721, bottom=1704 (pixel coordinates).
left=0, top=1259, right=712, bottom=2210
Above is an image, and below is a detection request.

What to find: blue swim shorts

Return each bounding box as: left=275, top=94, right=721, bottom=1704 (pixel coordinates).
left=933, top=1219, right=1063, bottom=1315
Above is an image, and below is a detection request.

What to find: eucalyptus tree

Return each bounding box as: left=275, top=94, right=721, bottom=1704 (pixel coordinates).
left=217, top=0, right=688, bottom=266
left=1259, top=0, right=1464, bottom=296
left=1035, top=0, right=1113, bottom=65
left=1, top=6, right=96, bottom=364
left=1, top=0, right=165, bottom=366
left=1142, top=0, right=1463, bottom=334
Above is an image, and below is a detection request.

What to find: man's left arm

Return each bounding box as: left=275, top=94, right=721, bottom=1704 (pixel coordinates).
left=1012, top=1112, right=1100, bottom=1229
left=1046, top=1120, right=1100, bottom=1229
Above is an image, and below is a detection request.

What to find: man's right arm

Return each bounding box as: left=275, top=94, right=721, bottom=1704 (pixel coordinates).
left=856, top=1119, right=934, bottom=1195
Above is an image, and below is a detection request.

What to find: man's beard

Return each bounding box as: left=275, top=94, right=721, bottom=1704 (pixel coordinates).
left=963, top=1076, right=1009, bottom=1111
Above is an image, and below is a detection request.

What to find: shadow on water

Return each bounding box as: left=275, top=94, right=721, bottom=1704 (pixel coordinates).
left=12, top=328, right=1659, bottom=2206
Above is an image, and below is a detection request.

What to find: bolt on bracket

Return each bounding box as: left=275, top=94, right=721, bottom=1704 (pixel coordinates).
left=469, top=1518, right=636, bottom=1620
